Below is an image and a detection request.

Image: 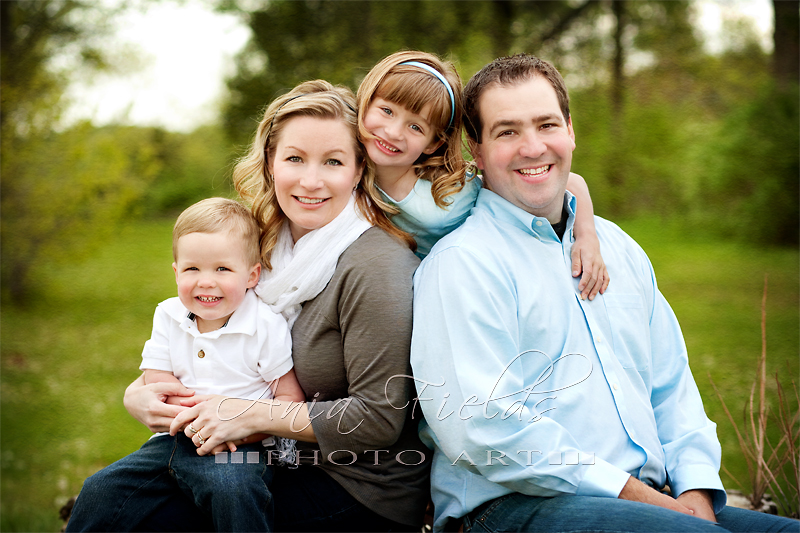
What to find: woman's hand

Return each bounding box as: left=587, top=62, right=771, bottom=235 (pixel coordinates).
left=208, top=433, right=274, bottom=455
left=123, top=373, right=195, bottom=433
left=570, top=232, right=610, bottom=301
left=169, top=395, right=263, bottom=456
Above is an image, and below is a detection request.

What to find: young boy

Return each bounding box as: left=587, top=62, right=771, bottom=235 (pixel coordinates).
left=67, top=198, right=303, bottom=532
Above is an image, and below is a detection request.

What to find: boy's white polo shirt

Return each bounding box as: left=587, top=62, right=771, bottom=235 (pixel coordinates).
left=140, top=289, right=293, bottom=401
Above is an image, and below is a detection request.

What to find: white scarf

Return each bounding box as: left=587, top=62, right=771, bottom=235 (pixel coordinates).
left=255, top=193, right=372, bottom=328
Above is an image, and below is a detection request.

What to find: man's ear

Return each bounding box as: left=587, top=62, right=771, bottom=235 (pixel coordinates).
left=247, top=263, right=262, bottom=289
left=567, top=116, right=576, bottom=149
left=468, top=139, right=484, bottom=170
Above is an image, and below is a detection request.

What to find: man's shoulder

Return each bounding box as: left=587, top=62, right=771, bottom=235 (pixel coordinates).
left=594, top=216, right=650, bottom=262
left=425, top=208, right=503, bottom=259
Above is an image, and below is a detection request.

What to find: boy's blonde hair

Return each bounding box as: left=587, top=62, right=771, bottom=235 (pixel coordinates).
left=173, top=197, right=261, bottom=267
left=233, top=79, right=415, bottom=270
left=357, top=50, right=468, bottom=209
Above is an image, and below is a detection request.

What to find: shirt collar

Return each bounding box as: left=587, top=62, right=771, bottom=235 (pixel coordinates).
left=164, top=290, right=259, bottom=337
left=474, top=188, right=577, bottom=242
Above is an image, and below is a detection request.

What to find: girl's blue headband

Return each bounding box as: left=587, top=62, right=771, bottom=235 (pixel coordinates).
left=400, top=61, right=455, bottom=130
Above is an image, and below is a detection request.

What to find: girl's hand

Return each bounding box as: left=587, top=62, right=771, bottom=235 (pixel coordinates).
left=169, top=396, right=262, bottom=456
left=123, top=373, right=195, bottom=433
left=571, top=232, right=610, bottom=301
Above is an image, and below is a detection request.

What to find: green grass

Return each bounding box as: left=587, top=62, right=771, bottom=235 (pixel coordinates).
left=1, top=216, right=798, bottom=530
left=1, top=219, right=176, bottom=532
left=618, top=217, right=800, bottom=499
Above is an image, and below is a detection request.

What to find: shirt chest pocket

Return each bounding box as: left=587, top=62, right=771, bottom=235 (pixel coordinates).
left=603, top=293, right=650, bottom=371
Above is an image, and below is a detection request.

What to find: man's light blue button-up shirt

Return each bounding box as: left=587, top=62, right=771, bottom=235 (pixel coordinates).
left=410, top=188, right=725, bottom=531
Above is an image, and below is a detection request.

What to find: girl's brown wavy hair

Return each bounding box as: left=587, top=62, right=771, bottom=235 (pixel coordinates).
left=357, top=51, right=469, bottom=211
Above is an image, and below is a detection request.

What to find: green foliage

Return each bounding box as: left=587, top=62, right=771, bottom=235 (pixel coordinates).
left=139, top=125, right=239, bottom=215
left=700, top=81, right=800, bottom=245
left=1, top=120, right=237, bottom=303
left=1, top=123, right=162, bottom=303
left=0, top=1, right=235, bottom=303
left=0, top=0, right=141, bottom=303
left=0, top=1, right=112, bottom=139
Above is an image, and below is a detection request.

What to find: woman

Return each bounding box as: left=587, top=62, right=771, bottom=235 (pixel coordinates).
left=121, top=80, right=428, bottom=531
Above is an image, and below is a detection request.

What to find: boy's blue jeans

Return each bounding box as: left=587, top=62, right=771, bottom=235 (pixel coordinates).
left=66, top=433, right=272, bottom=532
left=461, top=492, right=799, bottom=533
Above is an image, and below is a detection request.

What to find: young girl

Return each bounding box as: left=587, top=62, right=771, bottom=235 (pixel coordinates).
left=357, top=50, right=609, bottom=299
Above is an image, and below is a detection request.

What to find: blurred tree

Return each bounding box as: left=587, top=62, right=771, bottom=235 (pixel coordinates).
left=0, top=1, right=159, bottom=303
left=773, top=0, right=799, bottom=87
left=693, top=1, right=799, bottom=245
left=219, top=0, right=585, bottom=144
left=564, top=1, right=707, bottom=217
left=141, top=125, right=238, bottom=215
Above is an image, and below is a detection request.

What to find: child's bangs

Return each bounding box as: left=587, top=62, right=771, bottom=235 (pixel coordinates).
left=377, top=71, right=451, bottom=133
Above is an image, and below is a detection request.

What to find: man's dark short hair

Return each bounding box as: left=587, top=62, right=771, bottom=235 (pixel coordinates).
left=463, top=54, right=570, bottom=143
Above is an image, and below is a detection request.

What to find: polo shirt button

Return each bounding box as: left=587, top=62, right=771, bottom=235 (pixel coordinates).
left=198, top=350, right=205, bottom=359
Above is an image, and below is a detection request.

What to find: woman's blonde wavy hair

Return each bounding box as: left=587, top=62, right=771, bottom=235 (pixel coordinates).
left=356, top=50, right=470, bottom=211
left=233, top=79, right=415, bottom=270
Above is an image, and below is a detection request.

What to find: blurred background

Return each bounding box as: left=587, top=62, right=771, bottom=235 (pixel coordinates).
left=1, top=0, right=798, bottom=530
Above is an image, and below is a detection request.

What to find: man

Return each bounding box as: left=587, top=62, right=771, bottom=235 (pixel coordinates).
left=410, top=54, right=797, bottom=533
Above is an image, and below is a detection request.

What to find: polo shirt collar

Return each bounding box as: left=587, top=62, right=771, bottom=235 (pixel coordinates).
left=163, top=289, right=259, bottom=337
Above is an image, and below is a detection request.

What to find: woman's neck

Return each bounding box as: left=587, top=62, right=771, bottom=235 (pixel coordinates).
left=376, top=165, right=418, bottom=202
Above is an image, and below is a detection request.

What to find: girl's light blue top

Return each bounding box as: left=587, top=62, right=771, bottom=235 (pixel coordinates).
left=379, top=171, right=482, bottom=259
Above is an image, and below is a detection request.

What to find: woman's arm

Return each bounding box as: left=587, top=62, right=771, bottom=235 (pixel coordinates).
left=170, top=395, right=316, bottom=455
left=566, top=172, right=609, bottom=300
left=169, top=368, right=310, bottom=455
left=167, top=371, right=307, bottom=455
left=123, top=373, right=195, bottom=433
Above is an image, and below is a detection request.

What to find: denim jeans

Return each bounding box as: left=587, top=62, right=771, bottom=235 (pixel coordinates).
left=462, top=493, right=799, bottom=533
left=125, top=460, right=415, bottom=532
left=66, top=434, right=272, bottom=532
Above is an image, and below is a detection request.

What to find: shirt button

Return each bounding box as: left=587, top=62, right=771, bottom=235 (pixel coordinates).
left=597, top=337, right=603, bottom=343
left=535, top=220, right=543, bottom=227
left=198, top=350, right=205, bottom=359
left=613, top=383, right=620, bottom=390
